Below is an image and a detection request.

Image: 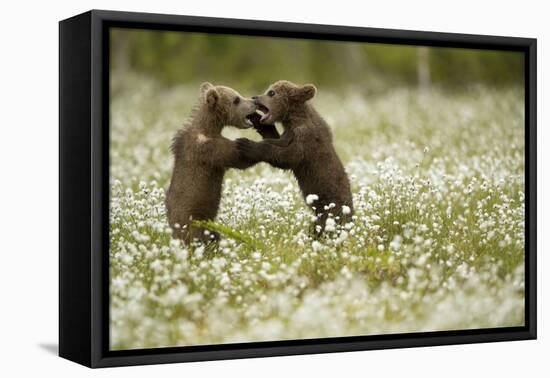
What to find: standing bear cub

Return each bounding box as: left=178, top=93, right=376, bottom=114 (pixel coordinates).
left=166, top=82, right=279, bottom=244
left=237, top=80, right=353, bottom=235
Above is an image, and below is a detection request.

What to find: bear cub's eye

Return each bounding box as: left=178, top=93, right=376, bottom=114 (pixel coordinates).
left=233, top=97, right=240, bottom=105
left=267, top=90, right=275, bottom=97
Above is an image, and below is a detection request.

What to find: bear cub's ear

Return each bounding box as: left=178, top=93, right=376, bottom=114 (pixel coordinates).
left=293, top=84, right=317, bottom=102
left=205, top=88, right=219, bottom=108
left=200, top=82, right=214, bottom=94
left=200, top=82, right=219, bottom=107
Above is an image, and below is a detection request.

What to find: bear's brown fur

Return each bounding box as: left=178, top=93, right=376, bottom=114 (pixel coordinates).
left=166, top=83, right=279, bottom=244
left=237, top=80, right=353, bottom=235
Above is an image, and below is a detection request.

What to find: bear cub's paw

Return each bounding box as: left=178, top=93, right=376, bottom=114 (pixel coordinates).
left=236, top=138, right=263, bottom=161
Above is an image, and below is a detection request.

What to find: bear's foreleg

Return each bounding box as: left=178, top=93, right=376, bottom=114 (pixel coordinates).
left=236, top=137, right=302, bottom=169
left=205, top=137, right=257, bottom=170
left=254, top=124, right=280, bottom=139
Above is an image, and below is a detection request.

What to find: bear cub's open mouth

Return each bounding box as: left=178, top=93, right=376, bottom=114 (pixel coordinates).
left=245, top=104, right=270, bottom=127
left=256, top=104, right=270, bottom=123
left=245, top=111, right=261, bottom=127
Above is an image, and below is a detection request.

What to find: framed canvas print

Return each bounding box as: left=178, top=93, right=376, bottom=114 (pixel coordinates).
left=59, top=10, right=537, bottom=368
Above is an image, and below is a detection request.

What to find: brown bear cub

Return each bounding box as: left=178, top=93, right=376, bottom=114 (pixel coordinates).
left=166, top=82, right=280, bottom=244
left=237, top=80, right=353, bottom=235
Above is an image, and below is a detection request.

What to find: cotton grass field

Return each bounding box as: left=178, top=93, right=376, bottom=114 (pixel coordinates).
left=109, top=76, right=525, bottom=350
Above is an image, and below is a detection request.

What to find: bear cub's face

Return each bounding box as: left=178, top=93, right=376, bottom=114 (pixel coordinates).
left=253, top=80, right=317, bottom=124
left=201, top=82, right=258, bottom=129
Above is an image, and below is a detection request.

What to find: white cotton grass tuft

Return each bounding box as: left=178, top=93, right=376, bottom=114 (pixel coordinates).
left=306, top=194, right=319, bottom=205
left=325, top=218, right=336, bottom=232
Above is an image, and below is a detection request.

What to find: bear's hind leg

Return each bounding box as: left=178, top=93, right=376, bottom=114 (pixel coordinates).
left=188, top=224, right=220, bottom=244
left=310, top=211, right=328, bottom=238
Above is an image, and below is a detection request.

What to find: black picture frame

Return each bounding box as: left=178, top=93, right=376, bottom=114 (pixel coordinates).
left=59, top=9, right=537, bottom=368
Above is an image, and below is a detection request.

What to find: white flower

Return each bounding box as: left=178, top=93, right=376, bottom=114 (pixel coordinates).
left=377, top=244, right=385, bottom=252
left=335, top=231, right=349, bottom=245
left=390, top=235, right=402, bottom=251
left=342, top=205, right=351, bottom=215
left=219, top=273, right=230, bottom=285
left=306, top=194, right=319, bottom=205
left=312, top=241, right=322, bottom=251
left=194, top=246, right=204, bottom=259
left=230, top=263, right=242, bottom=273
left=150, top=259, right=162, bottom=271
left=325, top=218, right=336, bottom=232
left=120, top=253, right=133, bottom=265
